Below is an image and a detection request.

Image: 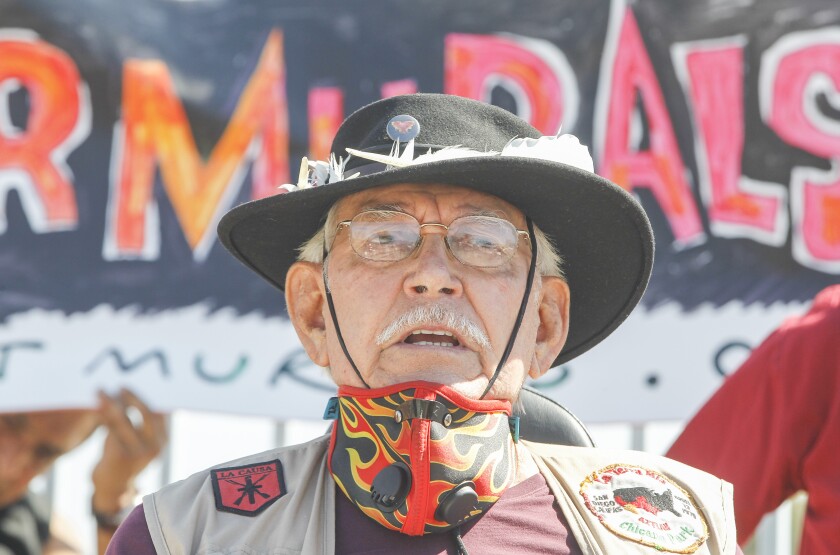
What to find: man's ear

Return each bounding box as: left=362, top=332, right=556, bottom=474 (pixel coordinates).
left=530, top=276, right=570, bottom=379
left=285, top=261, right=330, bottom=367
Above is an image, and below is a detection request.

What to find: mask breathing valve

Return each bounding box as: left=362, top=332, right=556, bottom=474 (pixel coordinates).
left=436, top=482, right=479, bottom=524
left=371, top=461, right=412, bottom=511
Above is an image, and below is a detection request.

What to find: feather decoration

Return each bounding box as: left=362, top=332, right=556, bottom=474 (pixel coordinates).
left=277, top=130, right=593, bottom=195
left=501, top=133, right=594, bottom=173
left=309, top=160, right=330, bottom=186
left=327, top=154, right=343, bottom=183
left=399, top=139, right=414, bottom=163
left=411, top=146, right=496, bottom=164
left=297, top=156, right=311, bottom=188
left=345, top=148, right=412, bottom=168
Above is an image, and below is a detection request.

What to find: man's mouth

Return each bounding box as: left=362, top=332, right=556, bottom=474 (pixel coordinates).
left=403, top=329, right=461, bottom=347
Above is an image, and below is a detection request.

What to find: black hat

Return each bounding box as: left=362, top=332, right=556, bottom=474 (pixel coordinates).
left=218, top=93, right=653, bottom=368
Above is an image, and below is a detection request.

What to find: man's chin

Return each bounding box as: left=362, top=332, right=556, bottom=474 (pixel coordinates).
left=379, top=345, right=483, bottom=374
left=377, top=371, right=488, bottom=399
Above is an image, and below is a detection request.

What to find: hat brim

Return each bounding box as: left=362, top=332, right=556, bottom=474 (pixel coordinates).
left=218, top=156, right=653, bottom=368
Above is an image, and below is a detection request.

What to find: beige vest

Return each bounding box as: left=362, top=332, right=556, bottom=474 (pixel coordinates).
left=143, top=435, right=736, bottom=555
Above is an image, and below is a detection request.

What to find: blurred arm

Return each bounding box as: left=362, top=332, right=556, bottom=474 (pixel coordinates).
left=667, top=286, right=840, bottom=548
left=91, top=389, right=167, bottom=555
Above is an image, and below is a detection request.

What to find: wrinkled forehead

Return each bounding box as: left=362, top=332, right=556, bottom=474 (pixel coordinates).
left=333, top=183, right=527, bottom=225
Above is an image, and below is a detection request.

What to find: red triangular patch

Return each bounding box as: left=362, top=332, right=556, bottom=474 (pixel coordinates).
left=211, top=460, right=286, bottom=516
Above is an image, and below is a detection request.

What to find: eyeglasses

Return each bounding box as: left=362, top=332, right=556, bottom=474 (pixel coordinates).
left=332, top=210, right=530, bottom=268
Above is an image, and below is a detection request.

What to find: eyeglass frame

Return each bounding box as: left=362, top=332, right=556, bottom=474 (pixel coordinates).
left=328, top=210, right=531, bottom=268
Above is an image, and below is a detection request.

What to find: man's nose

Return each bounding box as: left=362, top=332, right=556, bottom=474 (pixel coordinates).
left=403, top=232, right=463, bottom=297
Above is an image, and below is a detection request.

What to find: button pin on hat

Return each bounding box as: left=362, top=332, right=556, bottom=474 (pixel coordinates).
left=387, top=114, right=421, bottom=142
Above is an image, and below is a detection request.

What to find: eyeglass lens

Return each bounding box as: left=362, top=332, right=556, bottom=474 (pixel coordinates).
left=347, top=211, right=520, bottom=267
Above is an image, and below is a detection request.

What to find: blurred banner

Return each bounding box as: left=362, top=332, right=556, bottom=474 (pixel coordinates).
left=0, top=0, right=837, bottom=421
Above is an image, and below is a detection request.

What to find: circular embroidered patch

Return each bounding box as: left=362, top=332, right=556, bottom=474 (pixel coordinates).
left=580, top=464, right=709, bottom=553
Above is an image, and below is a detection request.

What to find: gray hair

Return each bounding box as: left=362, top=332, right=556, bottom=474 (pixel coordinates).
left=296, top=202, right=564, bottom=278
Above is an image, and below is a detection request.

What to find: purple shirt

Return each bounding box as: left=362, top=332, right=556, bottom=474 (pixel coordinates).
left=106, top=503, right=155, bottom=554
left=335, top=473, right=581, bottom=554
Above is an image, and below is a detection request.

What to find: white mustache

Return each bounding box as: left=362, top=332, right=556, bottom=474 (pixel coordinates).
left=375, top=305, right=490, bottom=349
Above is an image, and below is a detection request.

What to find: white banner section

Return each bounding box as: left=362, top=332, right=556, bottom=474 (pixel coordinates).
left=536, top=300, right=807, bottom=423
left=0, top=300, right=806, bottom=422
left=0, top=305, right=334, bottom=416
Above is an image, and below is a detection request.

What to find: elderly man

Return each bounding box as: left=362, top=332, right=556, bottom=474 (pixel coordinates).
left=108, top=94, right=738, bottom=554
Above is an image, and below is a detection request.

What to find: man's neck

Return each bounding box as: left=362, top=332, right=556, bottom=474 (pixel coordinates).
left=514, top=443, right=540, bottom=485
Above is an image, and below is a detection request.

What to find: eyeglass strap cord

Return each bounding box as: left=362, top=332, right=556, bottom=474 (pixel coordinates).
left=321, top=216, right=538, bottom=394
left=322, top=244, right=371, bottom=388
left=480, top=217, right=537, bottom=399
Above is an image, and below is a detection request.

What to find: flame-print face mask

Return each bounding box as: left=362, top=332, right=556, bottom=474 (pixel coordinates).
left=326, top=381, right=518, bottom=536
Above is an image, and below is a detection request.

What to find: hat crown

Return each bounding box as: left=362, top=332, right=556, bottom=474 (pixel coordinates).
left=332, top=94, right=542, bottom=169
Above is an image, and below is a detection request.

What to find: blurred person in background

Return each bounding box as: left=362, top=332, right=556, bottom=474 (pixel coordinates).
left=668, top=285, right=840, bottom=554
left=0, top=389, right=166, bottom=555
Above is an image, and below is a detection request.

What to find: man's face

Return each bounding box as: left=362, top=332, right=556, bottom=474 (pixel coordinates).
left=0, top=410, right=99, bottom=507
left=286, top=183, right=570, bottom=402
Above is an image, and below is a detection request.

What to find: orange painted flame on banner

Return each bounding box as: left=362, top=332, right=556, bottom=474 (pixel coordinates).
left=111, top=30, right=289, bottom=258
